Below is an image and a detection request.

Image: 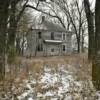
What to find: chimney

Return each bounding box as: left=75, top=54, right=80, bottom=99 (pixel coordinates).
left=42, top=16, right=45, bottom=23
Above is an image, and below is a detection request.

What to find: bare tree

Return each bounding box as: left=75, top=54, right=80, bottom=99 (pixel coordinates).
left=0, top=0, right=29, bottom=80
left=16, top=8, right=33, bottom=56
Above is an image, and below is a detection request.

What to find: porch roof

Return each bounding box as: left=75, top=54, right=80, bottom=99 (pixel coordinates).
left=44, top=40, right=63, bottom=43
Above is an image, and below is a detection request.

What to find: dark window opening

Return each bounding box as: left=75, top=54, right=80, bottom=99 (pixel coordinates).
left=62, top=45, right=65, bottom=51
left=51, top=32, right=54, bottom=40
left=51, top=48, right=54, bottom=52
left=38, top=32, right=42, bottom=38
left=37, top=44, right=43, bottom=51
left=42, top=16, right=45, bottom=22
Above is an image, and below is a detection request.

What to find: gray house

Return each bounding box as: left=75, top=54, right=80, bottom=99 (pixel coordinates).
left=25, top=17, right=73, bottom=56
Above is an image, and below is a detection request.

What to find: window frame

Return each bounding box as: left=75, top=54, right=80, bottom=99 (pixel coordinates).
left=37, top=44, right=43, bottom=51
left=62, top=45, right=66, bottom=51
left=51, top=32, right=54, bottom=40
left=38, top=32, right=42, bottom=39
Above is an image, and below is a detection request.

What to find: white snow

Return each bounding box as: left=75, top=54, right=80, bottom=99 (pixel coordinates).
left=1, top=64, right=96, bottom=100
left=28, top=97, right=33, bottom=100
left=17, top=65, right=95, bottom=99
left=45, top=91, right=54, bottom=97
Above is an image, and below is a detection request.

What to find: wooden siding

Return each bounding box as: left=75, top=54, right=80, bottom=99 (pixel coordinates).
left=24, top=29, right=72, bottom=57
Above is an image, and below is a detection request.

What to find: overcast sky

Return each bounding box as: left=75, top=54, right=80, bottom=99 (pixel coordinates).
left=78, top=0, right=95, bottom=11
left=89, top=0, right=96, bottom=10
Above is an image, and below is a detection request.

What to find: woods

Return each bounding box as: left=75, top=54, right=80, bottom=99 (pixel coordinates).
left=0, top=0, right=100, bottom=99
left=0, top=0, right=28, bottom=80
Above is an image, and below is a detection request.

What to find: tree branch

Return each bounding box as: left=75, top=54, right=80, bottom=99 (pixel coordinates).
left=16, top=0, right=29, bottom=24
left=26, top=4, right=66, bottom=28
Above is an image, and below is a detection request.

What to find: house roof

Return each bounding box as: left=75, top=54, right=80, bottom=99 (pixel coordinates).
left=32, top=20, right=71, bottom=32
left=42, top=21, right=66, bottom=32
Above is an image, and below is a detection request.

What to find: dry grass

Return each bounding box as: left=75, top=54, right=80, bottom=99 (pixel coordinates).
left=4, top=53, right=92, bottom=85
left=0, top=53, right=94, bottom=100
left=14, top=53, right=91, bottom=79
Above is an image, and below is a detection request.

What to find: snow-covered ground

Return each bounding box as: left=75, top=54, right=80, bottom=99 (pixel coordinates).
left=0, top=63, right=99, bottom=100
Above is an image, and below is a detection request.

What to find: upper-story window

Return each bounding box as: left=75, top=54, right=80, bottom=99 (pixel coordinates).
left=62, top=33, right=66, bottom=40
left=51, top=32, right=54, bottom=40
left=38, top=32, right=42, bottom=39
left=51, top=48, right=54, bottom=52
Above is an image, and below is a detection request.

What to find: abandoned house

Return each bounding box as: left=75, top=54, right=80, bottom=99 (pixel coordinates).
left=25, top=16, right=73, bottom=56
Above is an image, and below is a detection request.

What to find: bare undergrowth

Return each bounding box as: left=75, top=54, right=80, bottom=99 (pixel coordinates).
left=0, top=54, right=97, bottom=100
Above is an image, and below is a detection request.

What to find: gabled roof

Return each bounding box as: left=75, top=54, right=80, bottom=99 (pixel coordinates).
left=42, top=20, right=66, bottom=32
left=32, top=20, right=66, bottom=32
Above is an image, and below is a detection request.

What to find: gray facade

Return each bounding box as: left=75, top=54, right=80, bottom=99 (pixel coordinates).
left=25, top=29, right=73, bottom=56
left=25, top=18, right=73, bottom=56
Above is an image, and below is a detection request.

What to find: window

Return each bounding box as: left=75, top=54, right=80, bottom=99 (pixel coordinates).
left=51, top=32, right=54, bottom=40
left=62, top=45, right=66, bottom=51
left=51, top=48, right=54, bottom=52
left=63, top=33, right=66, bottom=40
left=38, top=32, right=42, bottom=38
left=37, top=44, right=43, bottom=51
left=42, top=16, right=45, bottom=22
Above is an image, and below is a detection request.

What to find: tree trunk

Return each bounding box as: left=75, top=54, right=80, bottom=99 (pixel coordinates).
left=84, top=0, right=95, bottom=60
left=81, top=30, right=84, bottom=52
left=7, top=1, right=18, bottom=64
left=0, top=1, right=9, bottom=80
left=77, top=38, right=80, bottom=53
left=8, top=1, right=17, bottom=49
left=92, top=0, right=100, bottom=90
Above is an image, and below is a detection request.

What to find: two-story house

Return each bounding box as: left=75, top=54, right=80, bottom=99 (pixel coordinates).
left=25, top=16, right=73, bottom=56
